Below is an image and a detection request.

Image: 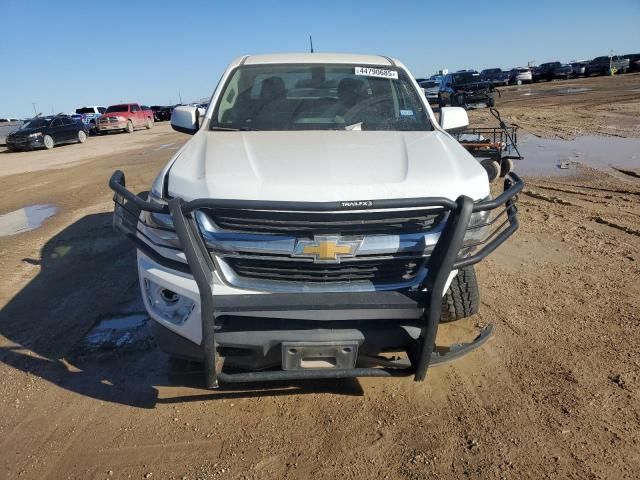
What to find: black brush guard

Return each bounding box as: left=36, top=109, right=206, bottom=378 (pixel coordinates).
left=109, top=170, right=523, bottom=387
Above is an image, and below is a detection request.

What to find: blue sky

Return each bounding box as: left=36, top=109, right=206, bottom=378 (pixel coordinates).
left=1, top=0, right=638, bottom=118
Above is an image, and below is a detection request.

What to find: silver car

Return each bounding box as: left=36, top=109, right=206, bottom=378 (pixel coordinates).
left=418, top=79, right=440, bottom=103
left=509, top=67, right=532, bottom=84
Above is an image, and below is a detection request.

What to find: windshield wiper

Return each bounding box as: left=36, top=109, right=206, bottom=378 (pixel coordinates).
left=210, top=126, right=260, bottom=131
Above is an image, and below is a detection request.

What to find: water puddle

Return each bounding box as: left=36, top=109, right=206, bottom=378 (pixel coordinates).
left=515, top=135, right=640, bottom=177
left=75, top=313, right=153, bottom=356
left=0, top=204, right=57, bottom=237
left=563, top=87, right=591, bottom=94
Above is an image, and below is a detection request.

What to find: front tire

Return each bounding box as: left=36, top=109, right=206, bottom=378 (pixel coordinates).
left=500, top=157, right=514, bottom=177
left=480, top=158, right=501, bottom=182
left=441, top=266, right=480, bottom=322
left=77, top=130, right=87, bottom=143
left=125, top=120, right=134, bottom=133
left=145, top=118, right=153, bottom=129
left=43, top=135, right=54, bottom=150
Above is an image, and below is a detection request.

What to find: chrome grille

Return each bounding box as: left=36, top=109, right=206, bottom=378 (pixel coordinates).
left=204, top=208, right=444, bottom=236
left=100, top=116, right=120, bottom=123
left=224, top=255, right=424, bottom=283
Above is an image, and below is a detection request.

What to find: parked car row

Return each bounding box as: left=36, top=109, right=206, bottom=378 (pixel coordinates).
left=3, top=102, right=161, bottom=151
left=438, top=53, right=639, bottom=92
left=416, top=52, right=639, bottom=110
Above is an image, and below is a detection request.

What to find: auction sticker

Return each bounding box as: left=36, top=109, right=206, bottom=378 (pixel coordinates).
left=355, top=67, right=398, bottom=79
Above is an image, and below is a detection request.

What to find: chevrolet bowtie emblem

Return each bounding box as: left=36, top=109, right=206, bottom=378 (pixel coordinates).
left=293, top=235, right=362, bottom=263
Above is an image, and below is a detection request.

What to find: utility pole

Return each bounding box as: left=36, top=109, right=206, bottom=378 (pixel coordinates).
left=179, top=92, right=183, bottom=104
left=309, top=35, right=314, bottom=53
left=31, top=102, right=37, bottom=116
left=609, top=49, right=613, bottom=75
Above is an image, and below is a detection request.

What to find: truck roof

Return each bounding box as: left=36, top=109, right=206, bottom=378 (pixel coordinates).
left=237, top=52, right=399, bottom=67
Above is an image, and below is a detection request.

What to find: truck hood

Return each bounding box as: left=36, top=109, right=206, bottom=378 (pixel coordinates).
left=167, top=130, right=489, bottom=203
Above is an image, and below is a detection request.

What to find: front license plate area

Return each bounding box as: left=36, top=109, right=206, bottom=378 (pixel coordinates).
left=282, top=342, right=358, bottom=370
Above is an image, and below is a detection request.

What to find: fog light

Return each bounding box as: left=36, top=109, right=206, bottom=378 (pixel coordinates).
left=143, top=279, right=195, bottom=325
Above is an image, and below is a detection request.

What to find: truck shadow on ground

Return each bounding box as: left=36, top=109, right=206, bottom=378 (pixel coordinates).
left=0, top=212, right=365, bottom=409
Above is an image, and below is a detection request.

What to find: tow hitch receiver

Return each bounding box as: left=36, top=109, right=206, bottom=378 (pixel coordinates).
left=282, top=342, right=359, bottom=370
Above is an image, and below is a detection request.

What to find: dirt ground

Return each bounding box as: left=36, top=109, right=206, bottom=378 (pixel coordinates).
left=468, top=72, right=640, bottom=139
left=1, top=74, right=639, bottom=480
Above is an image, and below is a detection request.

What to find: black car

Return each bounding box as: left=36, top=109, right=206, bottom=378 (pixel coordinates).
left=480, top=68, right=509, bottom=86
left=623, top=54, right=640, bottom=73
left=5, top=116, right=88, bottom=151
left=438, top=71, right=495, bottom=108
left=150, top=105, right=172, bottom=122
left=533, top=62, right=572, bottom=82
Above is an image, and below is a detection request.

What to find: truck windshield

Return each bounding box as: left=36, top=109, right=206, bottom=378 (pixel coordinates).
left=211, top=64, right=432, bottom=131
left=75, top=108, right=95, bottom=114
left=452, top=73, right=481, bottom=85
left=105, top=105, right=129, bottom=113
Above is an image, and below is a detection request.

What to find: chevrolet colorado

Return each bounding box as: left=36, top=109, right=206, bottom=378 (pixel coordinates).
left=110, top=53, right=522, bottom=387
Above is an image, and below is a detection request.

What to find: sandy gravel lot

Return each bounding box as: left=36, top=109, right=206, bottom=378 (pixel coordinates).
left=0, top=74, right=639, bottom=479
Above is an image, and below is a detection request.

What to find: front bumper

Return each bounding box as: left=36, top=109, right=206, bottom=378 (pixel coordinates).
left=110, top=171, right=523, bottom=386
left=455, top=90, right=493, bottom=105
left=98, top=121, right=126, bottom=131
left=6, top=136, right=44, bottom=150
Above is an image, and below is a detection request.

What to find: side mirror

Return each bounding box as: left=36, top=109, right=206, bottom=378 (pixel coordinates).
left=439, top=106, right=469, bottom=133
left=171, top=106, right=200, bottom=135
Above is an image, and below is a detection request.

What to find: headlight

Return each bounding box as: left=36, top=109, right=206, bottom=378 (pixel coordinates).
left=28, top=132, right=43, bottom=138
left=138, top=192, right=180, bottom=248
left=463, top=202, right=491, bottom=246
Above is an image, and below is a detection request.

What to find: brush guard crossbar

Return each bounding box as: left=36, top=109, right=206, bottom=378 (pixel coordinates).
left=109, top=170, right=523, bottom=387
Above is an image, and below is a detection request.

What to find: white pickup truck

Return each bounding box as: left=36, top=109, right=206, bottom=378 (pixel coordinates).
left=110, top=53, right=522, bottom=387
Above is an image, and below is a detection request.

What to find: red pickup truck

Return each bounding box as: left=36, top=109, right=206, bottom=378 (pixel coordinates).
left=97, top=103, right=154, bottom=134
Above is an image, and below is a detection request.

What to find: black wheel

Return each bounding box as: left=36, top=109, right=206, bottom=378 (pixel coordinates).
left=500, top=157, right=514, bottom=177
left=480, top=158, right=501, bottom=182
left=441, top=266, right=480, bottom=322
left=438, top=94, right=446, bottom=108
